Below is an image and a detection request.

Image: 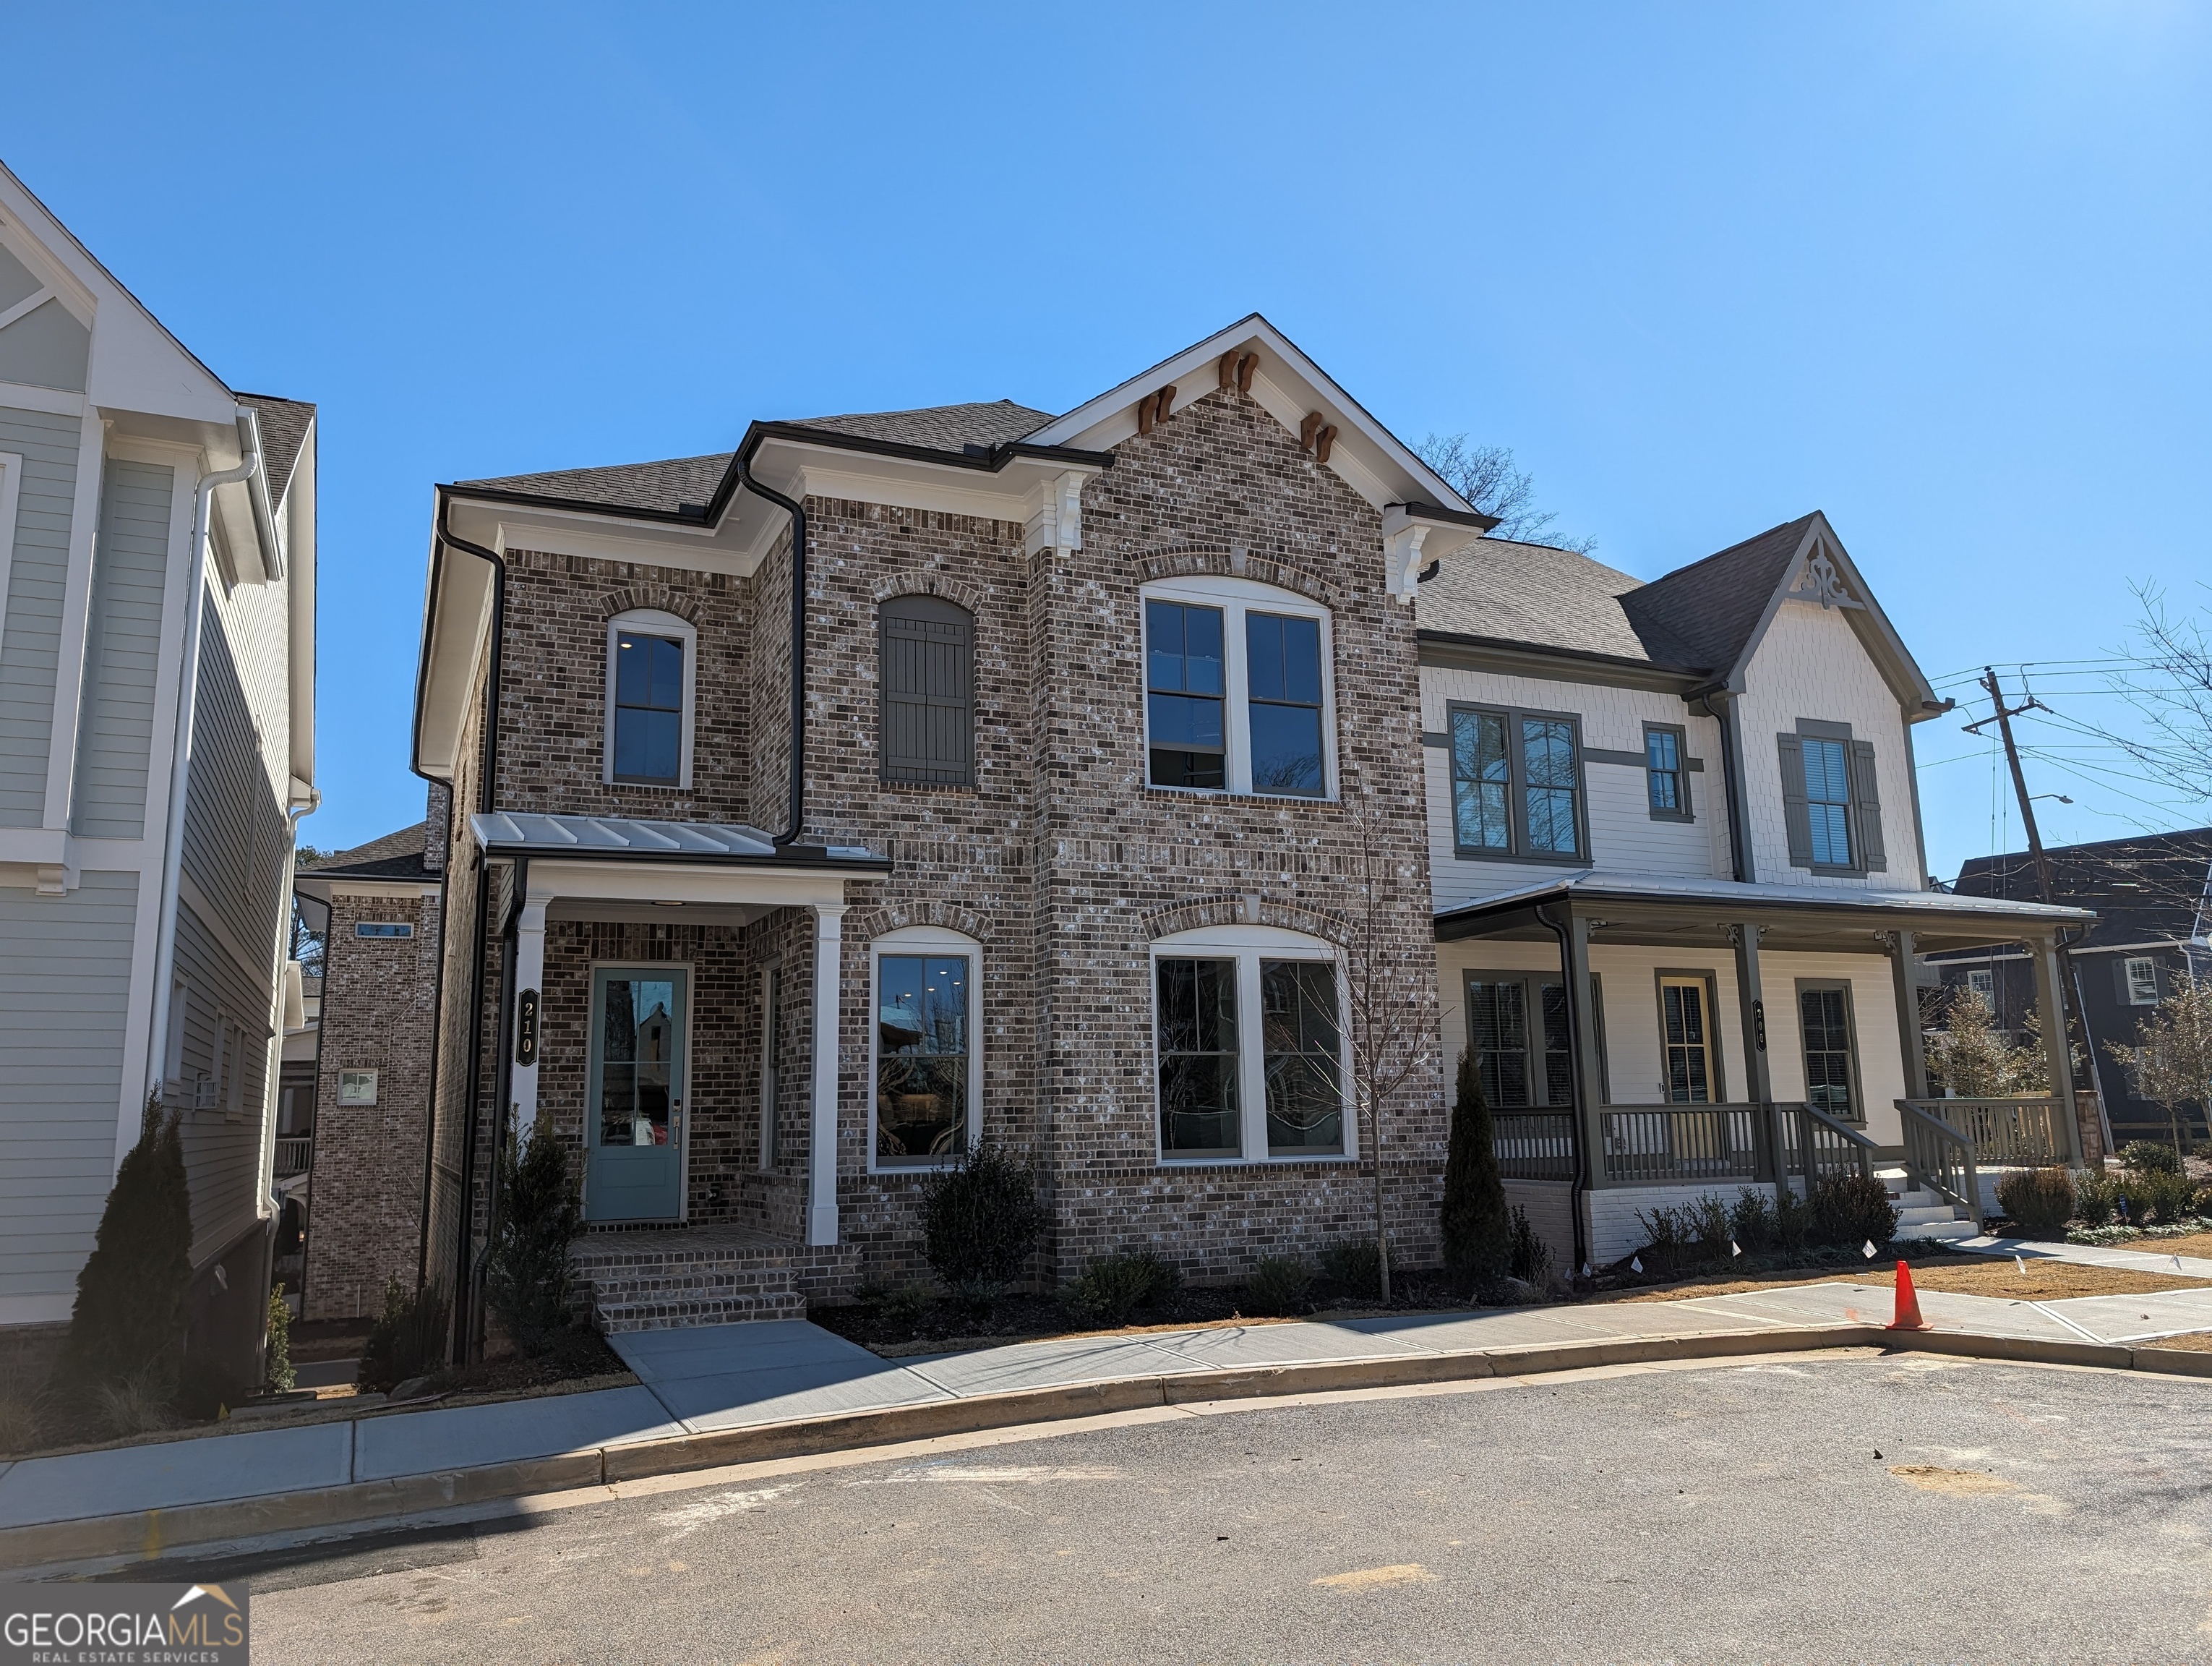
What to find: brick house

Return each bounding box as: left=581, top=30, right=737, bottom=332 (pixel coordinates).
left=403, top=316, right=2096, bottom=1345
left=291, top=798, right=445, bottom=1320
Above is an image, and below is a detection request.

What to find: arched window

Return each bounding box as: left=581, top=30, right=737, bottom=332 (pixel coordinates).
left=1151, top=923, right=1349, bottom=1163
left=879, top=594, right=974, bottom=786
left=870, top=925, right=982, bottom=1169
left=602, top=609, right=696, bottom=789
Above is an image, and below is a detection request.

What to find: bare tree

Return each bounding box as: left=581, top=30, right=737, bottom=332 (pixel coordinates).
left=1341, top=828, right=1435, bottom=1302
left=2104, top=584, right=2212, bottom=809
left=2106, top=980, right=2212, bottom=1160
left=1415, top=434, right=1596, bottom=555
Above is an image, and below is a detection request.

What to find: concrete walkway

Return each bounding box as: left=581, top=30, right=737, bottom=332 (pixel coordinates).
left=8, top=1278, right=2212, bottom=1545
left=1951, top=1231, right=2212, bottom=1280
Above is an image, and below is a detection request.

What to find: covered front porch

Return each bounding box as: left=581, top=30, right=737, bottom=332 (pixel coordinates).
left=1434, top=871, right=2096, bottom=1264
left=478, top=811, right=889, bottom=1255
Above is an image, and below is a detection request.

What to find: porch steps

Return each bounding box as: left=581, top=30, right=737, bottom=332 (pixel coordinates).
left=1879, top=1168, right=1978, bottom=1244
left=571, top=1227, right=813, bottom=1335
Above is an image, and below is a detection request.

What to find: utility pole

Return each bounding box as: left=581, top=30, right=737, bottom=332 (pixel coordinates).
left=1968, top=668, right=2059, bottom=908
left=1964, top=668, right=2093, bottom=1116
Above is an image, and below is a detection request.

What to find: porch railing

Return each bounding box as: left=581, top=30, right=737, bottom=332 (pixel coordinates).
left=1492, top=1111, right=1577, bottom=1182
left=1599, top=1104, right=1765, bottom=1187
left=1897, top=1100, right=1982, bottom=1229
left=1776, top=1102, right=1878, bottom=1190
left=274, top=1135, right=312, bottom=1179
left=1903, top=1097, right=2064, bottom=1169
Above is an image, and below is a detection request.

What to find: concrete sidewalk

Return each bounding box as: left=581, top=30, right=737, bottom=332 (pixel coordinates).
left=1951, top=1231, right=2212, bottom=1281
left=7, top=1277, right=2212, bottom=1560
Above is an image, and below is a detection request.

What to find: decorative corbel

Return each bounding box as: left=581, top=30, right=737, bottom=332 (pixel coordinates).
left=1381, top=521, right=1428, bottom=605
left=1134, top=385, right=1177, bottom=435
left=1314, top=425, right=1337, bottom=464
left=1024, top=470, right=1088, bottom=560
left=1300, top=411, right=1324, bottom=452
left=1217, top=351, right=1240, bottom=390
left=1236, top=352, right=1257, bottom=393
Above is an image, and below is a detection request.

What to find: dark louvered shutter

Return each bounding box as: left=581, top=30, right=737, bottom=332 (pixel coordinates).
left=1777, top=734, right=1814, bottom=868
left=1848, top=738, right=1886, bottom=872
left=880, top=594, right=974, bottom=785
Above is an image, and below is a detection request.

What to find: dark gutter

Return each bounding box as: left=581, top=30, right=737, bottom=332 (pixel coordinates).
left=1694, top=686, right=1754, bottom=884
left=471, top=841, right=894, bottom=873
left=732, top=456, right=809, bottom=846
left=1532, top=901, right=1592, bottom=1278
left=1389, top=499, right=1502, bottom=533
left=1418, top=628, right=1711, bottom=684
left=439, top=424, right=1116, bottom=531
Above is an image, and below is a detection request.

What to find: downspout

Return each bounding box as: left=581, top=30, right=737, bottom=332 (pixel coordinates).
left=432, top=490, right=509, bottom=1357
left=733, top=456, right=809, bottom=845
left=146, top=439, right=262, bottom=1102
left=1533, top=903, right=1591, bottom=1278
left=1694, top=686, right=1754, bottom=886
left=410, top=533, right=453, bottom=1289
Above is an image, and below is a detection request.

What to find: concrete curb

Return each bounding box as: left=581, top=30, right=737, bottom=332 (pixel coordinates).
left=8, top=1321, right=2208, bottom=1573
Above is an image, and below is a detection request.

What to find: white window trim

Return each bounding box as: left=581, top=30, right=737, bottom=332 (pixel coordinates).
left=1139, top=576, right=1337, bottom=801
left=2125, top=957, right=2160, bottom=1005
left=602, top=609, right=698, bottom=790
left=1965, top=968, right=1995, bottom=1006
left=867, top=924, right=982, bottom=1174
left=1149, top=923, right=1354, bottom=1166
left=163, top=977, right=189, bottom=1093
left=0, top=453, right=22, bottom=649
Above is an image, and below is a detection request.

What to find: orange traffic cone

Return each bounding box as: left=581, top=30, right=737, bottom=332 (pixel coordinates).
left=1889, top=1259, right=1927, bottom=1331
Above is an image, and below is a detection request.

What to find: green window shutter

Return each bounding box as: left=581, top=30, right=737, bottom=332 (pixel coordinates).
left=1848, top=738, right=1886, bottom=872
left=1777, top=734, right=1814, bottom=868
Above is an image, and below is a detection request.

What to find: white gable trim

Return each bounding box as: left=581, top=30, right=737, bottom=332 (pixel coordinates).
left=1726, top=513, right=1939, bottom=716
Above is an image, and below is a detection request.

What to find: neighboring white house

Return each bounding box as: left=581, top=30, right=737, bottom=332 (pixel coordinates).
left=1416, top=515, right=2095, bottom=1263
left=0, top=161, right=316, bottom=1396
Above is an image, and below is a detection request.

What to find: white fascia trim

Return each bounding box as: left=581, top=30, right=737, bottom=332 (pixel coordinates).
left=522, top=860, right=849, bottom=911
left=0, top=380, right=85, bottom=417
left=1026, top=314, right=1470, bottom=518
left=494, top=516, right=758, bottom=578
left=0, top=453, right=20, bottom=654
left=294, top=878, right=442, bottom=901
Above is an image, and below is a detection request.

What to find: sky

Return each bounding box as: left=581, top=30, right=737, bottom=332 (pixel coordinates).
left=5, top=2, right=2208, bottom=873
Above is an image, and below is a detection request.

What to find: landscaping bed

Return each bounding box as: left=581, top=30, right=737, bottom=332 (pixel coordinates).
left=1601, top=1255, right=2211, bottom=1306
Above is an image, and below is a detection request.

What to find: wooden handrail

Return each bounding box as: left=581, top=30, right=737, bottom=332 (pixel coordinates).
left=1897, top=1098, right=1983, bottom=1229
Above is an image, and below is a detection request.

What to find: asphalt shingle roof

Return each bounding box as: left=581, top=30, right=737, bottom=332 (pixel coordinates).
left=1415, top=539, right=1681, bottom=666
left=303, top=821, right=430, bottom=881
left=1949, top=828, right=2212, bottom=950
left=458, top=401, right=1060, bottom=517
left=235, top=392, right=315, bottom=507
left=1616, top=514, right=1818, bottom=675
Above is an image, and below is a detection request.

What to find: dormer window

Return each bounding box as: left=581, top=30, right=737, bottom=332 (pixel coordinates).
left=1778, top=719, right=1885, bottom=876
left=604, top=610, right=696, bottom=789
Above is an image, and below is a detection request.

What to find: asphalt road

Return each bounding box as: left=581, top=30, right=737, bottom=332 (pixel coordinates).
left=169, top=1352, right=2212, bottom=1664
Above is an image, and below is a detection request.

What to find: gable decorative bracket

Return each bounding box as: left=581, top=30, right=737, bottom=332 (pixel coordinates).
left=1382, top=519, right=1428, bottom=606
left=1784, top=546, right=1865, bottom=611
left=1217, top=351, right=1259, bottom=395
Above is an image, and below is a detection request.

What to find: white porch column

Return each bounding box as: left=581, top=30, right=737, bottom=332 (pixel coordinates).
left=807, top=904, right=847, bottom=1247
left=512, top=896, right=547, bottom=1139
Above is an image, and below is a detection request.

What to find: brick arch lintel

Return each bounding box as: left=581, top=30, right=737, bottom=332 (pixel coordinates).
left=1141, top=894, right=1354, bottom=950
left=600, top=586, right=704, bottom=626
left=846, top=899, right=991, bottom=947
left=871, top=571, right=985, bottom=615
left=1134, top=546, right=1342, bottom=610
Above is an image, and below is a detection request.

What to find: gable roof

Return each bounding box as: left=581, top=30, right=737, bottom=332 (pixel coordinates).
left=788, top=399, right=1053, bottom=452
left=299, top=819, right=429, bottom=881
left=1418, top=510, right=1942, bottom=714
left=1616, top=514, right=1819, bottom=672
left=1947, top=827, right=2212, bottom=952
left=458, top=451, right=735, bottom=518
left=236, top=393, right=317, bottom=507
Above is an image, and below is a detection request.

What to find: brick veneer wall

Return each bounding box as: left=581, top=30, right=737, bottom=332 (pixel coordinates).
left=304, top=884, right=441, bottom=1320
left=451, top=380, right=1447, bottom=1294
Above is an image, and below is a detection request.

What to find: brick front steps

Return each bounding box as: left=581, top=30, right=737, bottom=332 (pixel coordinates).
left=571, top=1226, right=858, bottom=1333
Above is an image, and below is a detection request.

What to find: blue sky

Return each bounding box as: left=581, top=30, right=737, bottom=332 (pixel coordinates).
left=6, top=3, right=2207, bottom=873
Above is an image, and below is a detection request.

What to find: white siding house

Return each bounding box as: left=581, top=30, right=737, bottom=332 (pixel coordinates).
left=1417, top=518, right=2093, bottom=1265
left=0, top=161, right=315, bottom=1395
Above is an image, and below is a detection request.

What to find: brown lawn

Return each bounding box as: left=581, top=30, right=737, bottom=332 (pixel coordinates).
left=1600, top=1257, right=2211, bottom=1305
left=2117, top=1229, right=2212, bottom=1260
left=2141, top=1330, right=2212, bottom=1353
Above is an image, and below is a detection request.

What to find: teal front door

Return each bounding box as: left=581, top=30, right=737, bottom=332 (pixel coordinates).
left=586, top=967, right=688, bottom=1222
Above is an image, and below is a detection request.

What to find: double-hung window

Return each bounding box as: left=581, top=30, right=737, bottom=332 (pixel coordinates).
left=1153, top=926, right=1347, bottom=1161
left=1464, top=974, right=1576, bottom=1110
left=1142, top=580, right=1333, bottom=798
left=604, top=609, right=696, bottom=789
left=1778, top=719, right=1886, bottom=876
left=2123, top=957, right=2160, bottom=1005
left=1644, top=723, right=1691, bottom=820
left=1449, top=704, right=1588, bottom=862
left=1796, top=981, right=1860, bottom=1122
